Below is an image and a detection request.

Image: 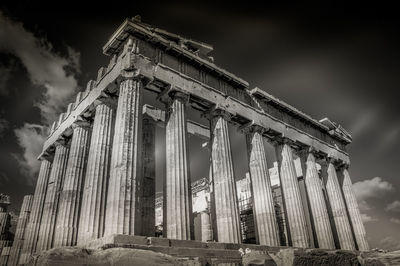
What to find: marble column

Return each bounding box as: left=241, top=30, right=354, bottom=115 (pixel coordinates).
left=104, top=79, right=143, bottom=236
left=210, top=110, right=241, bottom=243
left=275, top=141, right=309, bottom=248
left=323, top=159, right=355, bottom=250
left=78, top=101, right=116, bottom=244
left=246, top=129, right=279, bottom=246
left=19, top=159, right=52, bottom=264
left=299, top=151, right=335, bottom=249
left=200, top=211, right=213, bottom=242
left=8, top=195, right=33, bottom=266
left=36, top=142, right=70, bottom=252
left=141, top=114, right=156, bottom=237
left=340, top=167, right=369, bottom=251
left=54, top=122, right=91, bottom=247
left=165, top=92, right=193, bottom=240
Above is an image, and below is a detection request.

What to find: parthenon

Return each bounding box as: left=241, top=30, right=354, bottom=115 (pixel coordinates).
left=14, top=16, right=368, bottom=264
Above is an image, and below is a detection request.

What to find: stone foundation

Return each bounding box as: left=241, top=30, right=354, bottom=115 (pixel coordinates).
left=25, top=235, right=391, bottom=266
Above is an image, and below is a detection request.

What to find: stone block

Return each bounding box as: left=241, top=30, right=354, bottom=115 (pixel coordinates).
left=147, top=237, right=170, bottom=246
left=224, top=243, right=243, bottom=250
left=170, top=239, right=207, bottom=249
left=113, top=235, right=148, bottom=246
left=168, top=247, right=242, bottom=259
left=206, top=242, right=226, bottom=250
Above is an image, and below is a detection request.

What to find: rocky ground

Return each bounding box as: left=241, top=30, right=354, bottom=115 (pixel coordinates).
left=25, top=246, right=400, bottom=266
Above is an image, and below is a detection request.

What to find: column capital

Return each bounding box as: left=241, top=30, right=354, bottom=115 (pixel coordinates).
left=239, top=121, right=265, bottom=135
left=94, top=95, right=117, bottom=109
left=209, top=106, right=233, bottom=122
left=72, top=120, right=91, bottom=130
left=54, top=138, right=70, bottom=148
left=159, top=86, right=190, bottom=106
left=271, top=136, right=296, bottom=148
left=297, top=145, right=321, bottom=159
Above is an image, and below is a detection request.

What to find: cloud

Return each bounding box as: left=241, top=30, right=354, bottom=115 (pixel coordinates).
left=0, top=11, right=80, bottom=124
left=361, top=213, right=377, bottom=223
left=352, top=177, right=394, bottom=211
left=353, top=177, right=394, bottom=200
left=0, top=62, right=14, bottom=96
left=0, top=118, right=9, bottom=138
left=0, top=12, right=81, bottom=180
left=390, top=218, right=400, bottom=225
left=385, top=201, right=400, bottom=213
left=379, top=236, right=400, bottom=251
left=14, top=123, right=47, bottom=183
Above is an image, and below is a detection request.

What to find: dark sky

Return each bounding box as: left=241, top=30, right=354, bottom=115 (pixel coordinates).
left=0, top=1, right=399, bottom=250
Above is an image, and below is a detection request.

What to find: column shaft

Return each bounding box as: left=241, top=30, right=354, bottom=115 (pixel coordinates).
left=104, top=79, right=143, bottom=236
left=301, top=152, right=335, bottom=249
left=36, top=143, right=69, bottom=252
left=210, top=112, right=241, bottom=243
left=324, top=161, right=355, bottom=250
left=276, top=143, right=309, bottom=247
left=341, top=168, right=369, bottom=251
left=141, top=116, right=156, bottom=237
left=8, top=195, right=33, bottom=266
left=246, top=131, right=279, bottom=246
left=165, top=94, right=192, bottom=240
left=78, top=102, right=115, bottom=244
left=200, top=212, right=213, bottom=242
left=54, top=124, right=91, bottom=247
left=19, top=159, right=52, bottom=264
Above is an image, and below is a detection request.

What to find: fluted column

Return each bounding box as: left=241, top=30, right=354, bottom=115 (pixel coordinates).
left=210, top=110, right=241, bottom=243
left=275, top=141, right=309, bottom=248
left=340, top=167, right=369, bottom=251
left=200, top=211, right=213, bottom=242
left=78, top=101, right=116, bottom=244
left=246, top=129, right=279, bottom=246
left=54, top=122, right=91, bottom=247
left=299, top=151, right=335, bottom=249
left=36, top=142, right=70, bottom=252
left=165, top=92, right=193, bottom=240
left=323, top=159, right=355, bottom=250
left=19, top=159, right=52, bottom=264
left=8, top=195, right=33, bottom=266
left=141, top=114, right=156, bottom=237
left=104, top=79, right=143, bottom=236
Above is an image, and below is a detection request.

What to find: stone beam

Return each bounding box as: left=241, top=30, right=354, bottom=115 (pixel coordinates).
left=131, top=55, right=350, bottom=164
left=39, top=49, right=349, bottom=164
left=143, top=104, right=210, bottom=140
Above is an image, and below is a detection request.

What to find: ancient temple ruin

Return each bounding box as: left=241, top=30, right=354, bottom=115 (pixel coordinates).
left=16, top=16, right=368, bottom=264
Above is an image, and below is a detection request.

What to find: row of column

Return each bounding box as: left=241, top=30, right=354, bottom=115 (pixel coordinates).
left=18, top=77, right=368, bottom=264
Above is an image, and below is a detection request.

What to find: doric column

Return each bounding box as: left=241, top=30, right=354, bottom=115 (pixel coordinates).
left=299, top=150, right=335, bottom=249
left=165, top=92, right=193, bottom=240
left=8, top=195, right=33, bottom=266
left=104, top=79, right=143, bottom=236
left=141, top=114, right=156, bottom=237
left=275, top=141, right=309, bottom=248
left=200, top=211, right=213, bottom=242
left=340, top=166, right=369, bottom=251
left=245, top=128, right=279, bottom=246
left=54, top=122, right=91, bottom=247
left=36, top=142, right=70, bottom=252
left=19, top=159, right=52, bottom=264
left=322, top=159, right=355, bottom=250
left=77, top=100, right=116, bottom=244
left=210, top=109, right=241, bottom=243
